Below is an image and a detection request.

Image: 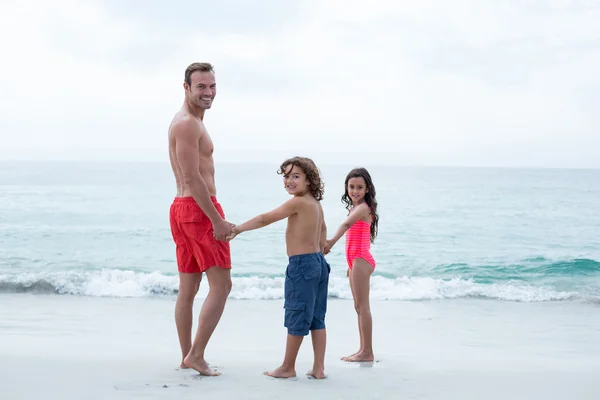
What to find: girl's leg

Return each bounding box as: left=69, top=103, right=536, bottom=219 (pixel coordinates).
left=342, top=265, right=363, bottom=360
left=342, top=259, right=374, bottom=362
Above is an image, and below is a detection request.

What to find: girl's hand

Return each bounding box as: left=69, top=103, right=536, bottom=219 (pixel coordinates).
left=324, top=239, right=334, bottom=254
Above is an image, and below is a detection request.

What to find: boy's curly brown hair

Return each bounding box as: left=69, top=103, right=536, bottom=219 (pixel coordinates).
left=277, top=156, right=325, bottom=201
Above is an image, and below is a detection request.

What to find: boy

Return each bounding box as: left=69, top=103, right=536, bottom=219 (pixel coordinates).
left=227, top=156, right=330, bottom=379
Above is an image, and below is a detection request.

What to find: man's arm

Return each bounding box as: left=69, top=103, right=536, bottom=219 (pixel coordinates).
left=173, top=119, right=223, bottom=224
left=234, top=197, right=301, bottom=234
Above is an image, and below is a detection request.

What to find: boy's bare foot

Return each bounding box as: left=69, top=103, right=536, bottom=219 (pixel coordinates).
left=264, top=366, right=296, bottom=379
left=183, top=354, right=220, bottom=376
left=341, top=352, right=374, bottom=362
left=306, top=368, right=326, bottom=379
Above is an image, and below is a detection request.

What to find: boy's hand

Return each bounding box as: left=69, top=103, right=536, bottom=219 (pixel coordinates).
left=214, top=219, right=235, bottom=241
left=324, top=239, right=333, bottom=254
left=226, top=226, right=239, bottom=241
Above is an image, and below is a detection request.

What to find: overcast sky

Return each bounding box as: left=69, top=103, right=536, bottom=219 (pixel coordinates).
left=1, top=0, right=599, bottom=168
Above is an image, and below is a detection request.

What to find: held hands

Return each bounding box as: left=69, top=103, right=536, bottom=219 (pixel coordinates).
left=214, top=219, right=235, bottom=241
left=225, top=226, right=240, bottom=242
left=324, top=239, right=334, bottom=255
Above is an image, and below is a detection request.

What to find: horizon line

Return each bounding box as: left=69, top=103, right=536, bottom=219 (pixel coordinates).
left=0, top=159, right=598, bottom=171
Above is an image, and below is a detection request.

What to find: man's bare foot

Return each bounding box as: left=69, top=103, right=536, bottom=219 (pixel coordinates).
left=306, top=368, right=326, bottom=379
left=264, top=366, right=296, bottom=379
left=179, top=362, right=189, bottom=369
left=341, top=352, right=374, bottom=362
left=183, top=354, right=220, bottom=376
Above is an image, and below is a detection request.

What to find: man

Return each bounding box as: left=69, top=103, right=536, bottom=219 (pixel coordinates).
left=168, top=62, right=234, bottom=376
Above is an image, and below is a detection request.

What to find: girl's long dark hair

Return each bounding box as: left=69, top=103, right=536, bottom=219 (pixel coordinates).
left=341, top=168, right=379, bottom=243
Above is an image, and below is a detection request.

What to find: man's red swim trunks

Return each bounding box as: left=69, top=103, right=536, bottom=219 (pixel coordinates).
left=169, top=196, right=231, bottom=274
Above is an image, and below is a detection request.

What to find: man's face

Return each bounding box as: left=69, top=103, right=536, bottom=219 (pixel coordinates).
left=186, top=71, right=216, bottom=109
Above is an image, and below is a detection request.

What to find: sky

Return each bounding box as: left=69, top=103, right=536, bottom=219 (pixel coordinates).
left=1, top=0, right=599, bottom=168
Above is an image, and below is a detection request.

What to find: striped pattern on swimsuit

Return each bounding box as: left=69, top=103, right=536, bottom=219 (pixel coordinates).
left=345, top=218, right=376, bottom=269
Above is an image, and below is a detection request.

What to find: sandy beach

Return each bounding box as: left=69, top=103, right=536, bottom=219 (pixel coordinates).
left=1, top=294, right=599, bottom=399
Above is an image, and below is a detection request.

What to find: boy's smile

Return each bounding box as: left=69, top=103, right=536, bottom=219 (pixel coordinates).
left=283, top=165, right=309, bottom=196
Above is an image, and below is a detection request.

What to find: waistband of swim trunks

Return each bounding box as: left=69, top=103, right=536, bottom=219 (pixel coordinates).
left=173, top=196, right=218, bottom=204
left=288, top=252, right=323, bottom=262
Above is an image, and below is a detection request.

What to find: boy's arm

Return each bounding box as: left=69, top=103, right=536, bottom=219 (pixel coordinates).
left=234, top=197, right=301, bottom=235
left=326, top=203, right=369, bottom=248
left=319, top=204, right=327, bottom=253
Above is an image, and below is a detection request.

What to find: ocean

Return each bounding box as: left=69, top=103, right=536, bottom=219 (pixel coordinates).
left=2, top=160, right=600, bottom=400
left=1, top=161, right=599, bottom=302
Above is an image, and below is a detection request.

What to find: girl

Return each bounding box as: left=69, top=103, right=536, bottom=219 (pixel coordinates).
left=324, top=167, right=379, bottom=362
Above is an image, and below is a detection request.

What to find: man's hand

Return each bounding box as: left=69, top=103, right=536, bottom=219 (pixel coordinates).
left=226, top=226, right=240, bottom=242
left=213, top=219, right=234, bottom=241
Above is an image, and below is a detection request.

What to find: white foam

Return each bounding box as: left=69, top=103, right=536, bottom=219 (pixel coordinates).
left=0, top=269, right=578, bottom=302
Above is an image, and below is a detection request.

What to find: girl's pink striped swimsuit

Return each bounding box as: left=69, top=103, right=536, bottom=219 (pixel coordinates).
left=345, top=217, right=376, bottom=270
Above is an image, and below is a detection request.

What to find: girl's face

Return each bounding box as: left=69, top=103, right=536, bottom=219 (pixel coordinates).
left=283, top=165, right=309, bottom=196
left=347, top=176, right=368, bottom=205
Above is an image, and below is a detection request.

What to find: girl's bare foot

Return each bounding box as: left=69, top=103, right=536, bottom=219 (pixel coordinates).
left=183, top=354, right=220, bottom=376
left=341, top=349, right=362, bottom=361
left=306, top=368, right=326, bottom=379
left=264, top=365, right=296, bottom=379
left=342, top=352, right=374, bottom=362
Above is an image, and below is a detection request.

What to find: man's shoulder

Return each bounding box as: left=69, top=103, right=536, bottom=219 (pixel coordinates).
left=170, top=114, right=201, bottom=139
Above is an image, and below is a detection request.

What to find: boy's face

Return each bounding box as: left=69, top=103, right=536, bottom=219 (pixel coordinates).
left=283, top=164, right=310, bottom=196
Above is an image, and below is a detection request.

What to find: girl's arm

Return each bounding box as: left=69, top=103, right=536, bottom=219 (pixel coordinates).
left=325, top=203, right=369, bottom=251
left=227, top=197, right=301, bottom=239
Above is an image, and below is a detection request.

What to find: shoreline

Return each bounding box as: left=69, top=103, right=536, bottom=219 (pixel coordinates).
left=1, top=295, right=599, bottom=399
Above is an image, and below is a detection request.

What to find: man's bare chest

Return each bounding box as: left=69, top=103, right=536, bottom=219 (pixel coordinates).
left=198, top=131, right=215, bottom=157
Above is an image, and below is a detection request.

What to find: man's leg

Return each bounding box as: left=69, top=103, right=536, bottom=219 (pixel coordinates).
left=184, top=266, right=232, bottom=376
left=175, top=272, right=202, bottom=368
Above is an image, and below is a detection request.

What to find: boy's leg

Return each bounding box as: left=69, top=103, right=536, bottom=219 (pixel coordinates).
left=267, top=255, right=317, bottom=378
left=307, top=255, right=329, bottom=379
left=264, top=334, right=304, bottom=378
left=307, top=329, right=326, bottom=379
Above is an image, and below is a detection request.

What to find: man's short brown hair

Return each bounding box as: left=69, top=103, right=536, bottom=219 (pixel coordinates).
left=278, top=156, right=325, bottom=201
left=185, top=62, right=214, bottom=86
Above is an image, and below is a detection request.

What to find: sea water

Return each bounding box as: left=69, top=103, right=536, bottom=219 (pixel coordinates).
left=1, top=160, right=598, bottom=303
